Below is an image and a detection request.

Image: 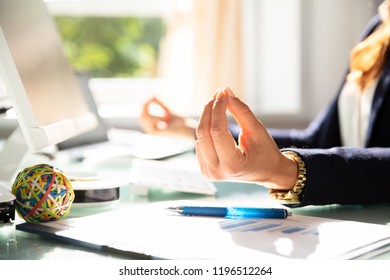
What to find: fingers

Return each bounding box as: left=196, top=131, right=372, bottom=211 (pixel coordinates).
left=195, top=88, right=244, bottom=179
left=225, top=87, right=264, bottom=141
left=150, top=97, right=171, bottom=122
left=195, top=96, right=220, bottom=171
left=195, top=89, right=222, bottom=176
left=141, top=97, right=171, bottom=122
left=141, top=98, right=153, bottom=117
left=210, top=90, right=242, bottom=163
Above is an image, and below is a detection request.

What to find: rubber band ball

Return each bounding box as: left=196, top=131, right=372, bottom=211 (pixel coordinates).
left=12, top=164, right=75, bottom=223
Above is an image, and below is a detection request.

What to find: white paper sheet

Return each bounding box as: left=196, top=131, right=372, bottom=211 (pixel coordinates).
left=17, top=200, right=390, bottom=260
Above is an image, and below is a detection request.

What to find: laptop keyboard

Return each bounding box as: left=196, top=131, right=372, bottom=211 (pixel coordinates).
left=61, top=130, right=195, bottom=161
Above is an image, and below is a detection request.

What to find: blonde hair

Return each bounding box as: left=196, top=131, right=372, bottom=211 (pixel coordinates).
left=348, top=1, right=390, bottom=91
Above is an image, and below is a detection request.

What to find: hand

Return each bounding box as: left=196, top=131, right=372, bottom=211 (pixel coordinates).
left=140, top=97, right=196, bottom=139
left=195, top=87, right=297, bottom=190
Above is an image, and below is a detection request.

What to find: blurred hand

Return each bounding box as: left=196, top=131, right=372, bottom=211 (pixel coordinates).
left=140, top=97, right=196, bottom=139
left=195, top=87, right=297, bottom=190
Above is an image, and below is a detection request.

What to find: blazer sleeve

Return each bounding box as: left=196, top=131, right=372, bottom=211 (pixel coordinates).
left=229, top=95, right=343, bottom=149
left=287, top=147, right=390, bottom=206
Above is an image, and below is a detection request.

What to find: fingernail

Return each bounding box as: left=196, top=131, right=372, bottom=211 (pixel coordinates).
left=212, top=88, right=221, bottom=98
left=207, top=96, right=215, bottom=104
left=225, top=86, right=235, bottom=98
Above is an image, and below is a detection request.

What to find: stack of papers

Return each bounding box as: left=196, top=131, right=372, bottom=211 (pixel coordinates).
left=16, top=201, right=390, bottom=259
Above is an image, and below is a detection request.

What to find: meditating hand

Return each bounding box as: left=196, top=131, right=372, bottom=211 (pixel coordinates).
left=195, top=87, right=298, bottom=191
left=140, top=97, right=196, bottom=139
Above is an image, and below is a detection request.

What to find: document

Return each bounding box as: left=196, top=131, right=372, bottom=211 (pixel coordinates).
left=16, top=200, right=390, bottom=260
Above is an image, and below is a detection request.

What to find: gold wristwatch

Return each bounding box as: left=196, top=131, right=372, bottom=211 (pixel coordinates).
left=269, top=151, right=306, bottom=206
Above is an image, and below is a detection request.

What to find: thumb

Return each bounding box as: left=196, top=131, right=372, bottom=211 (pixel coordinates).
left=224, top=87, right=264, bottom=135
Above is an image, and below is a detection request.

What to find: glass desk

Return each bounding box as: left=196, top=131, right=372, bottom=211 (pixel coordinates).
left=1, top=152, right=390, bottom=260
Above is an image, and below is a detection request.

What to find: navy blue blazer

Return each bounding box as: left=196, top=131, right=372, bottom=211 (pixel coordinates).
left=231, top=15, right=390, bottom=206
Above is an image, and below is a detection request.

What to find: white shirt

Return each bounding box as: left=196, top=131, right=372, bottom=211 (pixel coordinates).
left=338, top=1, right=388, bottom=147
left=338, top=79, right=377, bottom=147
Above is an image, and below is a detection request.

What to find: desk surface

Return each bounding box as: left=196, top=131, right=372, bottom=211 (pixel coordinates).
left=1, top=152, right=390, bottom=260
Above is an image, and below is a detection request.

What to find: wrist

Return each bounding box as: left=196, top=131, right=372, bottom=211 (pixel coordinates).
left=269, top=151, right=307, bottom=206
left=278, top=151, right=300, bottom=191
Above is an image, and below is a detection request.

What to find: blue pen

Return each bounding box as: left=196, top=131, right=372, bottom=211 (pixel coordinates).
left=166, top=206, right=291, bottom=219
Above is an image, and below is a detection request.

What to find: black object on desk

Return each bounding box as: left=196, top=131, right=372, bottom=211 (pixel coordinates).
left=0, top=106, right=12, bottom=116
left=0, top=185, right=15, bottom=223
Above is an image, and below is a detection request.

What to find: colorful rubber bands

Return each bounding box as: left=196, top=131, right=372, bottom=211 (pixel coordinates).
left=12, top=164, right=75, bottom=223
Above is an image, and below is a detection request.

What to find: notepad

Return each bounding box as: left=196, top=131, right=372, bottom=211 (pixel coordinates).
left=16, top=201, right=390, bottom=260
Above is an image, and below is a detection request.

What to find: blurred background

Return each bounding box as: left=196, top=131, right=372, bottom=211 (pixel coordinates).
left=0, top=0, right=383, bottom=134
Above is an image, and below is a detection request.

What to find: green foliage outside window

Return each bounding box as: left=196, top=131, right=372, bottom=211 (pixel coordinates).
left=55, top=16, right=166, bottom=78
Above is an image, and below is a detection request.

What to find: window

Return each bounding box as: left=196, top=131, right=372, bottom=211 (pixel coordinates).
left=46, top=0, right=375, bottom=130
left=243, top=0, right=302, bottom=116
left=46, top=0, right=174, bottom=123
left=47, top=0, right=304, bottom=126
left=55, top=16, right=165, bottom=78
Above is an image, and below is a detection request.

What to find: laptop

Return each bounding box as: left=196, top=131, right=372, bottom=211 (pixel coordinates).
left=57, top=73, right=195, bottom=161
